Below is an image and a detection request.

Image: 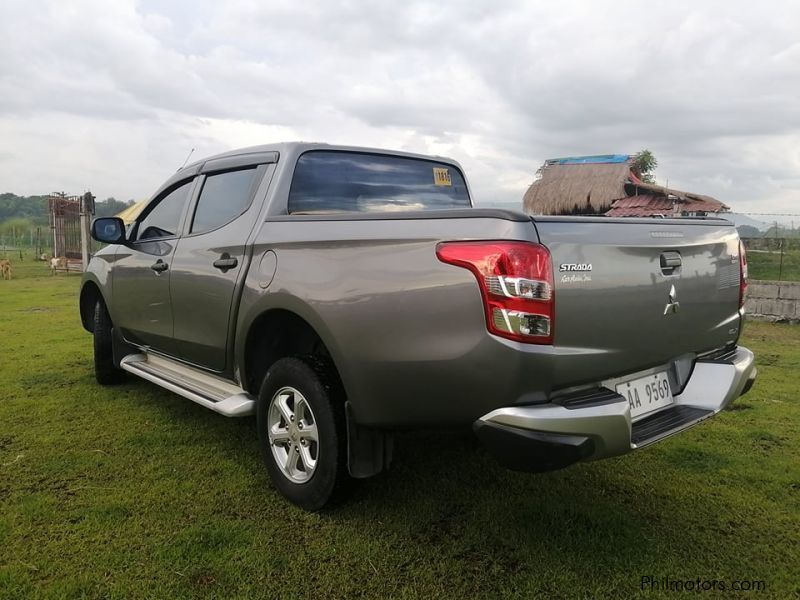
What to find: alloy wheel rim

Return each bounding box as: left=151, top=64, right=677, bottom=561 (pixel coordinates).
left=267, top=386, right=319, bottom=483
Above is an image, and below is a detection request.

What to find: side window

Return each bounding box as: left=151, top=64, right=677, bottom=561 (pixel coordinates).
left=190, top=168, right=258, bottom=234
left=136, top=180, right=193, bottom=241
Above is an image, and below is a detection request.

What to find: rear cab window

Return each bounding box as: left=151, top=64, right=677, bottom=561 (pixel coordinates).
left=288, top=151, right=471, bottom=213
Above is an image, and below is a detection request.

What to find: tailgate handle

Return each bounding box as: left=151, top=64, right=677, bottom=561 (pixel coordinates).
left=660, top=251, right=682, bottom=273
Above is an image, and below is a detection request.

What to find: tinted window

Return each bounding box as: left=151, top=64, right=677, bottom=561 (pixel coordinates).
left=190, top=168, right=258, bottom=234
left=288, top=151, right=471, bottom=213
left=136, top=180, right=193, bottom=241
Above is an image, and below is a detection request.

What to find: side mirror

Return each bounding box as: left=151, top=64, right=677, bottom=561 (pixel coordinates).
left=91, top=217, right=126, bottom=244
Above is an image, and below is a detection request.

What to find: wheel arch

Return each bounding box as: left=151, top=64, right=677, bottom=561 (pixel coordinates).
left=241, top=307, right=348, bottom=399
left=79, top=280, right=105, bottom=333
left=242, top=306, right=392, bottom=480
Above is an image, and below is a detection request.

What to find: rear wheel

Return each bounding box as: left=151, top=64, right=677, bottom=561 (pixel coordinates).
left=257, top=357, right=347, bottom=511
left=93, top=300, right=125, bottom=385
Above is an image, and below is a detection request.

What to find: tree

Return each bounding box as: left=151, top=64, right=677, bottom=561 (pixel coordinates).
left=632, top=150, right=658, bottom=184
left=0, top=193, right=49, bottom=224
left=0, top=217, right=35, bottom=238
left=95, top=197, right=134, bottom=217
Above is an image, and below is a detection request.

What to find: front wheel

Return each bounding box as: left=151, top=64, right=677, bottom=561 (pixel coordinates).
left=93, top=300, right=125, bottom=385
left=257, top=357, right=347, bottom=511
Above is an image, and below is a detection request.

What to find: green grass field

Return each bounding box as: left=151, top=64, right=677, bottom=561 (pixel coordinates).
left=745, top=248, right=800, bottom=282
left=1, top=256, right=798, bottom=599
left=745, top=238, right=800, bottom=281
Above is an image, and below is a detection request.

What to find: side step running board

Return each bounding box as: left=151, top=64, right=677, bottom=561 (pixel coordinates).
left=120, top=354, right=256, bottom=417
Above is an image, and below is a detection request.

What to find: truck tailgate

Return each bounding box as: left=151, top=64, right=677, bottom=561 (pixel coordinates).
left=533, top=217, right=742, bottom=379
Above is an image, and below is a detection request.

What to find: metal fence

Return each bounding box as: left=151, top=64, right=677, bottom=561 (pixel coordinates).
left=741, top=237, right=800, bottom=282
left=48, top=194, right=83, bottom=260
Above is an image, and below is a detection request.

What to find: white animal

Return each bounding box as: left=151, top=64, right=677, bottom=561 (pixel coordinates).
left=50, top=256, right=67, bottom=274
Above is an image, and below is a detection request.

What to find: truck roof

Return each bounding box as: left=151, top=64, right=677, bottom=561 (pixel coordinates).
left=148, top=142, right=464, bottom=208
left=183, top=142, right=455, bottom=173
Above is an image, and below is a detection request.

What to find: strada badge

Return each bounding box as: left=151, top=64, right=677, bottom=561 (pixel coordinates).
left=559, top=263, right=593, bottom=272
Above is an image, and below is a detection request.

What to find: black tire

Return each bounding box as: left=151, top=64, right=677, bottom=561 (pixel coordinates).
left=257, top=356, right=348, bottom=511
left=93, top=300, right=125, bottom=385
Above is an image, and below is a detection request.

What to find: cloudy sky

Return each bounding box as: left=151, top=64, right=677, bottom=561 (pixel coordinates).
left=1, top=0, right=799, bottom=220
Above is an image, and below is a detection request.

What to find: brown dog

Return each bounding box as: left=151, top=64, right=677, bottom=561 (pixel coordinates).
left=0, top=259, right=11, bottom=280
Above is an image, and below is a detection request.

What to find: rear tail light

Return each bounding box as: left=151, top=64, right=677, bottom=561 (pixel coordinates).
left=739, top=239, right=748, bottom=309
left=436, top=241, right=554, bottom=344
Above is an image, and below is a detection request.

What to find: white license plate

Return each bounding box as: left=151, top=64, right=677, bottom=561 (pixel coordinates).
left=617, top=371, right=673, bottom=420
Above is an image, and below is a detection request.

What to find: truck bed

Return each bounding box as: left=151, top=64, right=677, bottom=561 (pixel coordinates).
left=241, top=209, right=743, bottom=427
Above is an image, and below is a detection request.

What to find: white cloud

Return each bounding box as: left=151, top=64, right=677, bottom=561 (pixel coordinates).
left=0, top=0, right=798, bottom=218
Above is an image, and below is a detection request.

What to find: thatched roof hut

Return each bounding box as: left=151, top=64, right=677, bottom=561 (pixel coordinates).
left=523, top=155, right=633, bottom=215
left=522, top=155, right=729, bottom=217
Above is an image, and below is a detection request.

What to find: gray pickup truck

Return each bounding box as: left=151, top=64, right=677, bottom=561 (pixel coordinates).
left=81, top=142, right=757, bottom=510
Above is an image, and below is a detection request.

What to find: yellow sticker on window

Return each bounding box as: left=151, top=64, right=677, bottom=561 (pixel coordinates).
left=433, top=167, right=452, bottom=186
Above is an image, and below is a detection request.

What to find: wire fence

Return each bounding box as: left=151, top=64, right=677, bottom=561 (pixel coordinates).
left=741, top=238, right=800, bottom=282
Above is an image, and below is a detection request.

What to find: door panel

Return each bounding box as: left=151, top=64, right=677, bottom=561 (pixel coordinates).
left=111, top=178, right=196, bottom=355
left=170, top=235, right=246, bottom=370
left=169, top=166, right=266, bottom=371
left=113, top=239, right=178, bottom=353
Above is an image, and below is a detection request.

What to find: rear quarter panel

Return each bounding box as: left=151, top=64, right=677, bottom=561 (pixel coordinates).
left=236, top=216, right=550, bottom=427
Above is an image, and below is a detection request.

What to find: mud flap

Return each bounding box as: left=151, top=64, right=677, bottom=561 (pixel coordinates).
left=345, top=401, right=394, bottom=479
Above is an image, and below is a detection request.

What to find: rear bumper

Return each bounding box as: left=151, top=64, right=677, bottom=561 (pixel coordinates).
left=474, top=346, right=757, bottom=472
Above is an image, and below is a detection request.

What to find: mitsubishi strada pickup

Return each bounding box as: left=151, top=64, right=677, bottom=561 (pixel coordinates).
left=81, top=143, right=757, bottom=510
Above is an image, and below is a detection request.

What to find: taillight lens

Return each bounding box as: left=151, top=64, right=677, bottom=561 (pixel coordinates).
left=436, top=241, right=554, bottom=344
left=739, top=239, right=748, bottom=309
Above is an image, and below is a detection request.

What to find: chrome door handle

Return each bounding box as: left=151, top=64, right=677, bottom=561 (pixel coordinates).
left=150, top=260, right=168, bottom=273
left=213, top=255, right=238, bottom=271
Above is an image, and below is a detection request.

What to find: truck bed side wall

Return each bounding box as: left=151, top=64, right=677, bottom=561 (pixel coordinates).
left=236, top=216, right=553, bottom=427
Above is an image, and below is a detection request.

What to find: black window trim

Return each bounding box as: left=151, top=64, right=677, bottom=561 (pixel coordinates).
left=200, top=151, right=278, bottom=175
left=130, top=176, right=199, bottom=244
left=183, top=164, right=267, bottom=238
left=286, top=149, right=472, bottom=215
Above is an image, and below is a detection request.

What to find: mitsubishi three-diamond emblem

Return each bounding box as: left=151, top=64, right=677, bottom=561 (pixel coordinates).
left=663, top=284, right=680, bottom=315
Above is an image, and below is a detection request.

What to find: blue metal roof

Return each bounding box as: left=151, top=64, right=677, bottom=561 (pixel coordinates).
left=545, top=154, right=631, bottom=166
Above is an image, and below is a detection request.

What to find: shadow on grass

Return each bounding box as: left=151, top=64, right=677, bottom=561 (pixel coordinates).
left=334, top=433, right=689, bottom=577
left=114, top=373, right=735, bottom=588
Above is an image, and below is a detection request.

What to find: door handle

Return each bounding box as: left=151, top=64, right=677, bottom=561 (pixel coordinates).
left=213, top=255, right=238, bottom=272
left=660, top=251, right=681, bottom=274
left=150, top=259, right=169, bottom=273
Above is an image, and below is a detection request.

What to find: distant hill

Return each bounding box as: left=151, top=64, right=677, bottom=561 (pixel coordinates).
left=0, top=193, right=133, bottom=225
left=761, top=224, right=800, bottom=239
left=721, top=213, right=770, bottom=231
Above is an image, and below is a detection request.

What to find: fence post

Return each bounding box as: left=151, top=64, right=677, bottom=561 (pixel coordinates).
left=80, top=192, right=95, bottom=272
